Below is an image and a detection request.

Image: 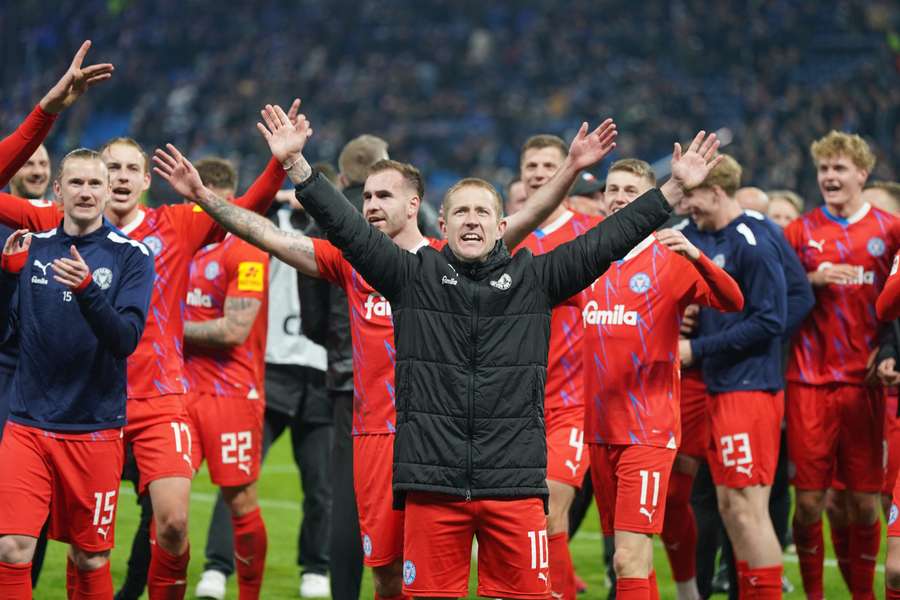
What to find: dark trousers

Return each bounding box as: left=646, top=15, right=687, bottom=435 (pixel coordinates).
left=204, top=405, right=334, bottom=575
left=329, top=391, right=363, bottom=600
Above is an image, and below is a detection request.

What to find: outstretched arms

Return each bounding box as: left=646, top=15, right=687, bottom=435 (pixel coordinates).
left=503, top=119, right=617, bottom=248
left=152, top=143, right=321, bottom=278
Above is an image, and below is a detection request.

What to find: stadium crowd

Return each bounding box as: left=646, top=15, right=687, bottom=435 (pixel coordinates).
left=0, top=6, right=898, bottom=600
left=2, top=0, right=898, bottom=206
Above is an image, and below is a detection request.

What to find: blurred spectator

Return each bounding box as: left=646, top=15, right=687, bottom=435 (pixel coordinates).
left=505, top=179, right=527, bottom=215
left=565, top=171, right=607, bottom=216
left=736, top=186, right=769, bottom=214
left=767, top=190, right=805, bottom=228
left=862, top=180, right=900, bottom=214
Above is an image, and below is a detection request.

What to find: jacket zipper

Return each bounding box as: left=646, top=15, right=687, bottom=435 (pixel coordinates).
left=467, top=280, right=479, bottom=501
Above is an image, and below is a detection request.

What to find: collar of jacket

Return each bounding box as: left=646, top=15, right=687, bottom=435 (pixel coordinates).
left=441, top=240, right=511, bottom=281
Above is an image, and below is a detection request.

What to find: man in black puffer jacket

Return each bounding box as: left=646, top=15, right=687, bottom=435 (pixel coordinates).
left=177, top=103, right=722, bottom=598
left=284, top=128, right=722, bottom=599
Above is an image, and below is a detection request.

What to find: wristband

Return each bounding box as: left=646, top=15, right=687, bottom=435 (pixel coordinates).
left=1, top=251, right=28, bottom=274
left=73, top=272, right=93, bottom=294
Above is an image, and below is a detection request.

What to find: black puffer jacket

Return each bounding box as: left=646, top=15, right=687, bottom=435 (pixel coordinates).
left=296, top=172, right=672, bottom=505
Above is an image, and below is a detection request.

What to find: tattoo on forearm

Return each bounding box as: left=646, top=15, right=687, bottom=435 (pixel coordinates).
left=184, top=297, right=261, bottom=348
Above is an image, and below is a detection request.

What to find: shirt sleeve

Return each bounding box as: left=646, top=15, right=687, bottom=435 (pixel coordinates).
left=310, top=237, right=349, bottom=287
left=74, top=244, right=156, bottom=358
left=224, top=240, right=268, bottom=301
left=0, top=193, right=61, bottom=230
left=182, top=158, right=287, bottom=252
left=0, top=105, right=57, bottom=188
left=877, top=251, right=900, bottom=321
left=296, top=172, right=415, bottom=301
left=690, top=237, right=787, bottom=358
left=534, top=189, right=672, bottom=305
left=681, top=252, right=744, bottom=312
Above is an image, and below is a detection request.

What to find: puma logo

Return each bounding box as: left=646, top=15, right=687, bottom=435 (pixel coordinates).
left=565, top=459, right=578, bottom=477
left=808, top=239, right=825, bottom=253
left=238, top=463, right=251, bottom=475
left=538, top=573, right=548, bottom=584
left=33, top=259, right=51, bottom=275
left=97, top=527, right=109, bottom=539
left=639, top=507, right=656, bottom=522
left=736, top=464, right=754, bottom=478
left=234, top=552, right=253, bottom=566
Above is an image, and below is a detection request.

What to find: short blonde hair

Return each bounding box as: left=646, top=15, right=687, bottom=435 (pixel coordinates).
left=101, top=137, right=150, bottom=173
left=767, top=189, right=805, bottom=214
left=609, top=158, right=657, bottom=186
left=699, top=154, right=742, bottom=196
left=810, top=131, right=876, bottom=172
left=339, top=135, right=389, bottom=185
left=442, top=178, right=503, bottom=219
left=58, top=148, right=107, bottom=181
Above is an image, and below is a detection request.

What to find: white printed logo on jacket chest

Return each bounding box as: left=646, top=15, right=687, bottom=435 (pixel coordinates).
left=31, top=259, right=52, bottom=285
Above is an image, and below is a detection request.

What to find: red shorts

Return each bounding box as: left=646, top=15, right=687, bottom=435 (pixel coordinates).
left=589, top=444, right=675, bottom=536
left=0, top=422, right=124, bottom=551
left=354, top=434, right=404, bottom=566
left=707, top=390, right=783, bottom=488
left=786, top=382, right=884, bottom=493
left=545, top=406, right=589, bottom=488
left=679, top=369, right=709, bottom=459
left=125, top=394, right=195, bottom=493
left=885, top=392, right=900, bottom=496
left=186, top=392, right=264, bottom=487
left=402, top=492, right=550, bottom=599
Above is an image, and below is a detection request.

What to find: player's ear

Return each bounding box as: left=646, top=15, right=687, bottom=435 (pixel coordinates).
left=141, top=169, right=151, bottom=192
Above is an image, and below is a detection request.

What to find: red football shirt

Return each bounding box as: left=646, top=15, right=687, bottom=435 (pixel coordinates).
left=785, top=203, right=900, bottom=384
left=516, top=210, right=602, bottom=412
left=184, top=235, right=268, bottom=398
left=582, top=236, right=743, bottom=448
left=0, top=104, right=57, bottom=188
left=312, top=236, right=444, bottom=435
left=0, top=159, right=284, bottom=398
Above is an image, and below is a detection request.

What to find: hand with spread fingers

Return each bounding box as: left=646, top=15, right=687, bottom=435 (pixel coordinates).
left=39, top=40, right=114, bottom=114
left=152, top=144, right=205, bottom=202
left=670, top=130, right=723, bottom=191
left=566, top=119, right=618, bottom=172
left=256, top=103, right=314, bottom=169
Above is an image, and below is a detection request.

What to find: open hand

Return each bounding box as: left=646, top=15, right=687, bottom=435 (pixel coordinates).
left=567, top=119, right=618, bottom=172
left=256, top=103, right=313, bottom=167
left=809, top=263, right=860, bottom=287
left=2, top=230, right=32, bottom=257
left=657, top=228, right=700, bottom=260
left=670, top=131, right=723, bottom=191
left=878, top=358, right=900, bottom=387
left=51, top=245, right=91, bottom=290
left=39, top=40, right=114, bottom=114
left=152, top=144, right=205, bottom=201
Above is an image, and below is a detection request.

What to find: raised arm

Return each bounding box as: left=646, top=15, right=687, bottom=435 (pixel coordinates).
left=1, top=40, right=112, bottom=187
left=656, top=228, right=744, bottom=312
left=153, top=143, right=321, bottom=278
left=535, top=130, right=722, bottom=304
left=503, top=119, right=617, bottom=248
left=263, top=104, right=414, bottom=300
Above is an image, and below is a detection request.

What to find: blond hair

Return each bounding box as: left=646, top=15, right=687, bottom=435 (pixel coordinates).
left=699, top=154, right=742, bottom=196
left=196, top=157, right=237, bottom=193
left=810, top=131, right=876, bottom=172
left=442, top=178, right=503, bottom=218
left=58, top=148, right=107, bottom=181
left=767, top=189, right=805, bottom=214
left=609, top=158, right=657, bottom=186
left=101, top=137, right=149, bottom=173
left=339, top=135, right=389, bottom=185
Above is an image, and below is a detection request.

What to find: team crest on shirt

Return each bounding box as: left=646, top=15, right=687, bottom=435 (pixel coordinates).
left=204, top=261, right=220, bottom=280
left=403, top=560, right=416, bottom=585
left=867, top=237, right=886, bottom=257
left=490, top=273, right=512, bottom=290
left=92, top=268, right=113, bottom=290
left=143, top=235, right=163, bottom=256
left=628, top=272, right=651, bottom=294
left=362, top=534, right=372, bottom=557
left=712, top=254, right=726, bottom=268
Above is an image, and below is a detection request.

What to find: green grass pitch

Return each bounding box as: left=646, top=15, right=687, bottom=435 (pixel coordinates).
left=35, top=434, right=885, bottom=598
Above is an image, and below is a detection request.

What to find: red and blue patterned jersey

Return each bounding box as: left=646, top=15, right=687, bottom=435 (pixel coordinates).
left=516, top=210, right=603, bottom=412
left=312, top=236, right=444, bottom=435
left=785, top=203, right=900, bottom=384
left=184, top=235, right=268, bottom=398
left=0, top=159, right=285, bottom=398
left=582, top=236, right=743, bottom=447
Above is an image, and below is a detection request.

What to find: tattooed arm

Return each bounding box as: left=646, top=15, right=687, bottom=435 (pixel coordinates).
left=184, top=296, right=263, bottom=349
left=152, top=144, right=321, bottom=277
